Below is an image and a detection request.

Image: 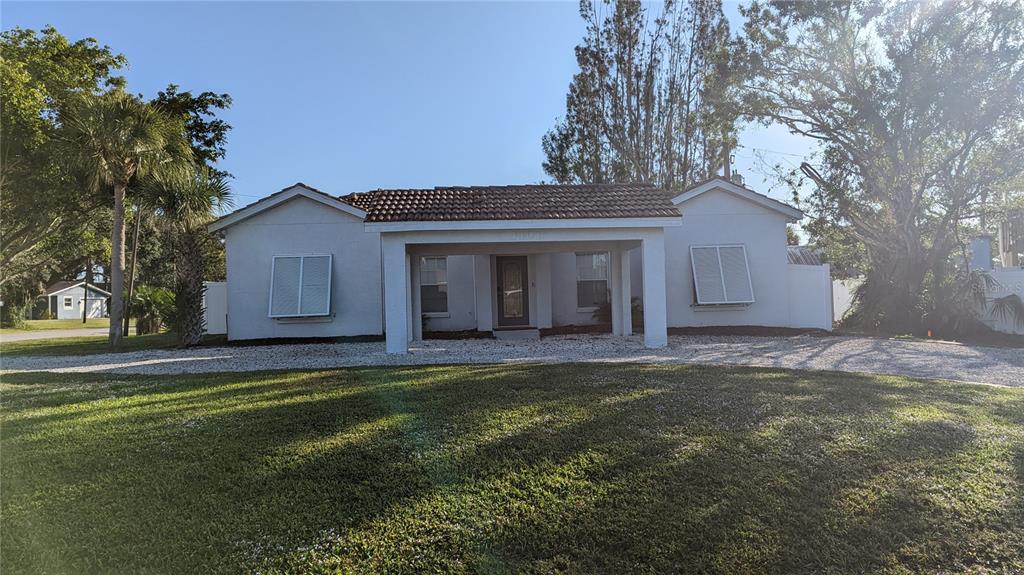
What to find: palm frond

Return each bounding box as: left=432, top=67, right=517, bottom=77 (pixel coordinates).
left=989, top=293, right=1024, bottom=328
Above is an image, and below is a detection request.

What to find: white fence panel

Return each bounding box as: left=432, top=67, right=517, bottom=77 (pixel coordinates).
left=832, top=277, right=863, bottom=324
left=787, top=263, right=833, bottom=331
left=983, top=268, right=1024, bottom=335
left=203, top=281, right=228, bottom=335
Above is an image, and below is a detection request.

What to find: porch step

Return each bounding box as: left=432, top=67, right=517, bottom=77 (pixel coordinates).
left=493, top=329, right=541, bottom=341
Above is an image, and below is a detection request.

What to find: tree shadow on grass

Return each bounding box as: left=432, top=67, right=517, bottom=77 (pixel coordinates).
left=3, top=364, right=1023, bottom=573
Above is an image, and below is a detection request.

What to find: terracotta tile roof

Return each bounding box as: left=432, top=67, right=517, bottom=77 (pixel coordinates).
left=338, top=184, right=680, bottom=223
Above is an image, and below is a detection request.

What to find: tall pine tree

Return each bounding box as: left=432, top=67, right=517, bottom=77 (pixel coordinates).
left=543, top=0, right=737, bottom=189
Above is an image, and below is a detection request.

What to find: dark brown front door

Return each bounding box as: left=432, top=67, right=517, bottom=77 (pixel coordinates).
left=496, top=256, right=529, bottom=327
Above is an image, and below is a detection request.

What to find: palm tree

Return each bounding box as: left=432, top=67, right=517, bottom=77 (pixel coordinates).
left=140, top=167, right=231, bottom=346
left=60, top=91, right=191, bottom=346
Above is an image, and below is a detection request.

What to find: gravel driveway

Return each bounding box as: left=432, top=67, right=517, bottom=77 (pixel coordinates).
left=2, top=334, right=1021, bottom=387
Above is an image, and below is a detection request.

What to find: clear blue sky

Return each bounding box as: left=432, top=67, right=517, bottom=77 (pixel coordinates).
left=4, top=1, right=813, bottom=208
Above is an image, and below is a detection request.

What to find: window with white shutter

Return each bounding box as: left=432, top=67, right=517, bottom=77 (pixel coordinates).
left=269, top=255, right=333, bottom=317
left=690, top=245, right=754, bottom=305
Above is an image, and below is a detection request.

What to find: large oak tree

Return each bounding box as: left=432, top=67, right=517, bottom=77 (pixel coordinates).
left=741, top=0, right=1024, bottom=334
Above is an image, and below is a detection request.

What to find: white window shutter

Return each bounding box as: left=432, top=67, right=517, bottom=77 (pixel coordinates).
left=270, top=257, right=301, bottom=316
left=690, top=245, right=754, bottom=305
left=719, top=246, right=754, bottom=303
left=299, top=255, right=332, bottom=316
left=691, top=246, right=726, bottom=304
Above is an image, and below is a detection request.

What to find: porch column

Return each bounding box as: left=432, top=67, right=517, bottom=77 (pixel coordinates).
left=410, top=254, right=423, bottom=341
left=620, top=248, right=632, bottom=336
left=383, top=235, right=409, bottom=354
left=641, top=232, right=668, bottom=348
left=610, top=248, right=624, bottom=336
left=535, top=253, right=553, bottom=329
left=474, top=255, right=493, bottom=332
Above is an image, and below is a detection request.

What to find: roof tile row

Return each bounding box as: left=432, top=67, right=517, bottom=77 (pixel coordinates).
left=339, top=183, right=680, bottom=222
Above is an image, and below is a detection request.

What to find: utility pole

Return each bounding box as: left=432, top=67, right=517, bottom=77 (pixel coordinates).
left=82, top=257, right=90, bottom=324
left=123, top=201, right=143, bottom=336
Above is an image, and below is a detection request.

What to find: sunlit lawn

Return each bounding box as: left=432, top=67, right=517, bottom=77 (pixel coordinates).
left=0, top=318, right=112, bottom=335
left=2, top=364, right=1022, bottom=573
left=0, top=333, right=227, bottom=357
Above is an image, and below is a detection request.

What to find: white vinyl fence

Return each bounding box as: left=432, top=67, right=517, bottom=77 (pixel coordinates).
left=832, top=277, right=864, bottom=324
left=982, top=268, right=1024, bottom=335
left=831, top=270, right=1024, bottom=335
left=203, top=281, right=227, bottom=335
left=787, top=263, right=834, bottom=330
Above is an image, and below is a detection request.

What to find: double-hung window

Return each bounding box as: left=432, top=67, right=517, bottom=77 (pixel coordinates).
left=690, top=245, right=754, bottom=305
left=419, top=256, right=448, bottom=314
left=63, top=296, right=74, bottom=310
left=576, top=252, right=609, bottom=309
left=269, top=255, right=333, bottom=318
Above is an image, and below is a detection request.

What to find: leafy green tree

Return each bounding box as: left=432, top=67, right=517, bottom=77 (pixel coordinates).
left=0, top=26, right=125, bottom=287
left=543, top=0, right=737, bottom=189
left=140, top=168, right=231, bottom=346
left=123, top=85, right=232, bottom=333
left=741, top=0, right=1024, bottom=334
left=151, top=84, right=233, bottom=175
left=59, top=91, right=192, bottom=346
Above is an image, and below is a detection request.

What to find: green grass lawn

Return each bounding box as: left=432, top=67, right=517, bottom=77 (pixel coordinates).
left=2, top=364, right=1022, bottom=574
left=0, top=318, right=111, bottom=334
left=0, top=332, right=180, bottom=357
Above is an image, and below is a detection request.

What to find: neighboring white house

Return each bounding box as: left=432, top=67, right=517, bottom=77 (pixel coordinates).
left=208, top=177, right=833, bottom=353
left=43, top=281, right=110, bottom=320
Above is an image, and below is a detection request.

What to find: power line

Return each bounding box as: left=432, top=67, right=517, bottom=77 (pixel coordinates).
left=738, top=145, right=808, bottom=158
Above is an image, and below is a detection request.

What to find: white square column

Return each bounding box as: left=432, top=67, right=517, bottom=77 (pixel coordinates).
left=641, top=233, right=668, bottom=348
left=620, top=248, right=632, bottom=336
left=610, top=247, right=624, bottom=336
left=383, top=235, right=409, bottom=354
left=534, top=253, right=553, bottom=329
left=410, top=254, right=423, bottom=341
left=474, top=255, right=493, bottom=332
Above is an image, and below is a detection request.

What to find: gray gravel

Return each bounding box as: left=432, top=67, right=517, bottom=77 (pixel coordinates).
left=2, top=334, right=1021, bottom=387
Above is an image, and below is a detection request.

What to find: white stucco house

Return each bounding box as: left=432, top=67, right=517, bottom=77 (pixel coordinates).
left=43, top=281, right=110, bottom=320
left=208, top=177, right=833, bottom=353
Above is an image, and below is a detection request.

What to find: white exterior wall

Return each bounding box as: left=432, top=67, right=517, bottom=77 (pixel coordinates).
left=51, top=286, right=107, bottom=320
left=550, top=252, right=602, bottom=326
left=664, top=191, right=792, bottom=327
left=223, top=196, right=383, bottom=340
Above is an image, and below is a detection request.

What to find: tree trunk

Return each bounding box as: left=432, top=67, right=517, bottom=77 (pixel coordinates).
left=108, top=182, right=127, bottom=347
left=123, top=201, right=143, bottom=336
left=175, top=230, right=206, bottom=347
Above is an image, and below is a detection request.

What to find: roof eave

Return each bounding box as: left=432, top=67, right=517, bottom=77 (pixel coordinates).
left=364, top=216, right=683, bottom=233
left=208, top=184, right=367, bottom=233
left=671, top=178, right=804, bottom=222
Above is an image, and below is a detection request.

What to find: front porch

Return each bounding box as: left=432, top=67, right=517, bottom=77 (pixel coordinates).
left=377, top=225, right=673, bottom=354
